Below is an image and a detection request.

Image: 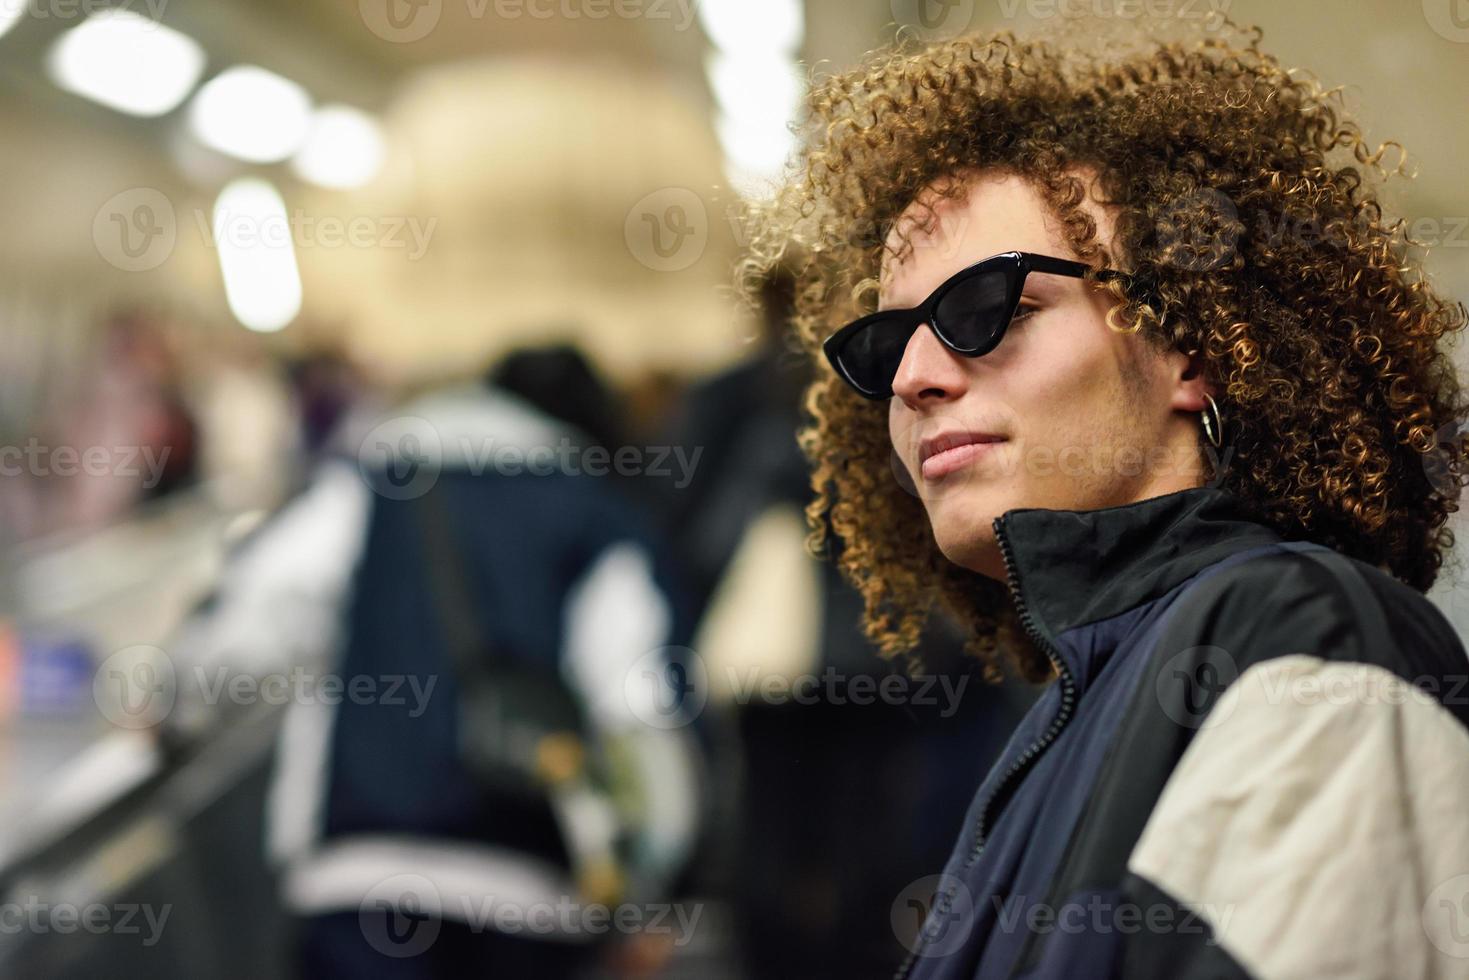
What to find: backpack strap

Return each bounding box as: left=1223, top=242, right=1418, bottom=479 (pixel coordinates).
left=409, top=484, right=627, bottom=906
left=1288, top=544, right=1396, bottom=659
left=410, top=484, right=500, bottom=707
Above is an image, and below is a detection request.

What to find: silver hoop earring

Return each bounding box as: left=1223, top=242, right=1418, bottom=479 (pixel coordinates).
left=1200, top=393, right=1223, bottom=449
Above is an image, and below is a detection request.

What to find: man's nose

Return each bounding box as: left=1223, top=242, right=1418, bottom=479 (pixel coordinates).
left=891, top=323, right=969, bottom=408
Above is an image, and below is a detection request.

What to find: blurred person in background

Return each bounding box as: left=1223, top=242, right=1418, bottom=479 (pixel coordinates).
left=170, top=343, right=704, bottom=977
left=287, top=345, right=374, bottom=465
left=739, top=21, right=1469, bottom=980
left=490, top=342, right=627, bottom=461
left=52, top=310, right=200, bottom=533
left=486, top=342, right=662, bottom=519
left=190, top=328, right=303, bottom=509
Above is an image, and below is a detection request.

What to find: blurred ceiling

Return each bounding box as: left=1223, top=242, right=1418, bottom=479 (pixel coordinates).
left=0, top=0, right=1461, bottom=380
left=0, top=0, right=1462, bottom=216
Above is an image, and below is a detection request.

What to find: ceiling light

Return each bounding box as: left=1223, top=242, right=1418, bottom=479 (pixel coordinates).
left=705, top=51, right=804, bottom=130
left=46, top=10, right=206, bottom=117
left=291, top=105, right=386, bottom=190
left=212, top=178, right=302, bottom=333
left=188, top=66, right=312, bottom=163
left=697, top=0, right=803, bottom=56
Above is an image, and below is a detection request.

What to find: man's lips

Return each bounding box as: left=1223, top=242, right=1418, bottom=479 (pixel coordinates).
left=918, top=431, right=1008, bottom=480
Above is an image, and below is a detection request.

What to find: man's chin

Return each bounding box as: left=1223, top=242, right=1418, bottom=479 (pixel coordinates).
left=931, top=522, right=1004, bottom=579
left=920, top=485, right=1022, bottom=577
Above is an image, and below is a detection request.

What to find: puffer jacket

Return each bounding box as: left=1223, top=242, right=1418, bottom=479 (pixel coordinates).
left=900, top=485, right=1469, bottom=980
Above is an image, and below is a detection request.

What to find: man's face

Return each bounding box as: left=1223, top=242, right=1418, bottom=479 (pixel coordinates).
left=882, top=169, right=1208, bottom=580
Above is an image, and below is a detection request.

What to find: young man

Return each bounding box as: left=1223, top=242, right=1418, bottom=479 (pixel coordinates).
left=740, top=21, right=1469, bottom=980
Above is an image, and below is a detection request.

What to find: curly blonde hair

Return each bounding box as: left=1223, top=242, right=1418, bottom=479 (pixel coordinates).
left=734, top=20, right=1469, bottom=682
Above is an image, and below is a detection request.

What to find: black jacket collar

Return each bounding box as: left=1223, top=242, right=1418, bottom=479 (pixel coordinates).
left=993, top=487, right=1284, bottom=667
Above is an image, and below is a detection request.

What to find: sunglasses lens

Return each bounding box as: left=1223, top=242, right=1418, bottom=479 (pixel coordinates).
left=833, top=315, right=914, bottom=397
left=933, top=267, right=1015, bottom=354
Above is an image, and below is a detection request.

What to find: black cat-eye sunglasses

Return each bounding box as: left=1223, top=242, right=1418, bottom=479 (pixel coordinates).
left=822, top=250, right=1125, bottom=400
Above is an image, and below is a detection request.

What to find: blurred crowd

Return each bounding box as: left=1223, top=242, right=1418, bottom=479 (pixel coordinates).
left=0, top=275, right=1033, bottom=979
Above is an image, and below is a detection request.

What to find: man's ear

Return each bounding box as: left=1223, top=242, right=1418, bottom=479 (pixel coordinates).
left=1168, top=348, right=1212, bottom=413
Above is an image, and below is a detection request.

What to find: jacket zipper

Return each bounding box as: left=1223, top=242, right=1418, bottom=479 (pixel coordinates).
left=892, top=516, right=1078, bottom=980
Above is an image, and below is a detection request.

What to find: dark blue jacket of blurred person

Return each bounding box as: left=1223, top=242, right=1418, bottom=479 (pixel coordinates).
left=182, top=366, right=703, bottom=978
